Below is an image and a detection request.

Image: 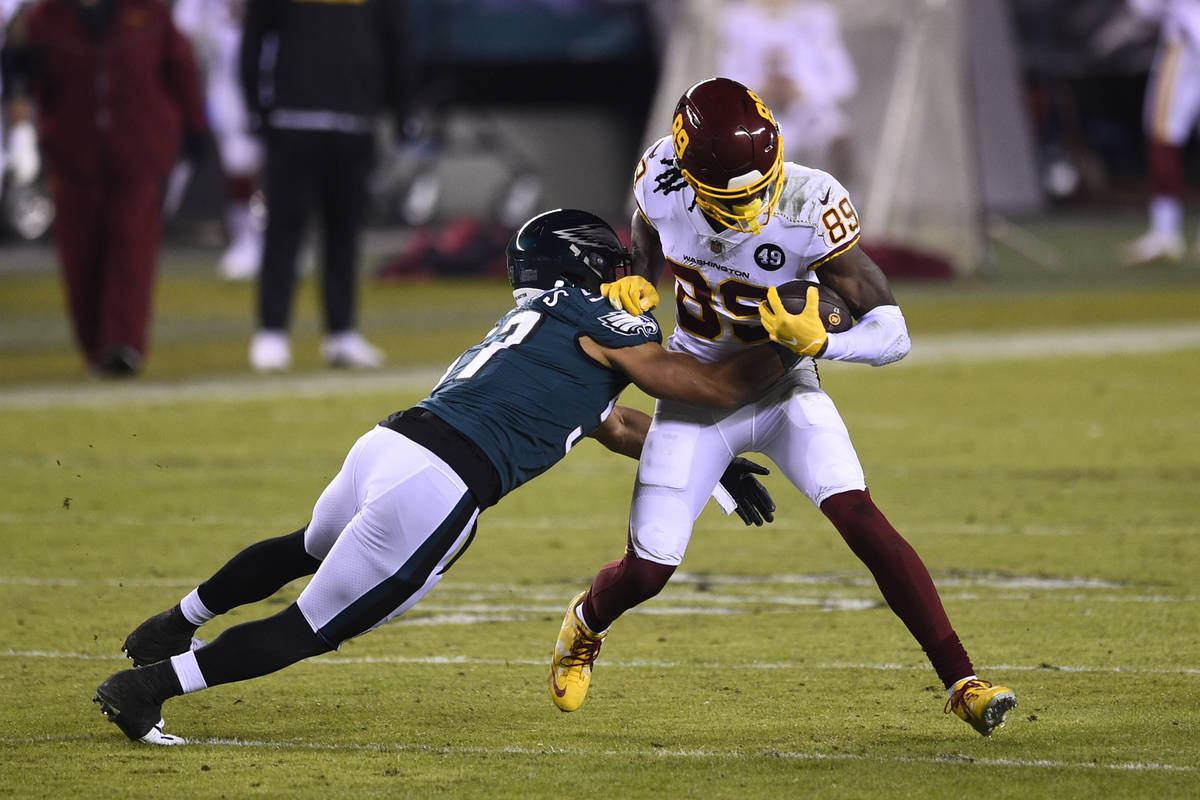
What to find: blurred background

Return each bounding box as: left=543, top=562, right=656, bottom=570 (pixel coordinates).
left=1, top=0, right=1198, bottom=380
left=0, top=1, right=1177, bottom=262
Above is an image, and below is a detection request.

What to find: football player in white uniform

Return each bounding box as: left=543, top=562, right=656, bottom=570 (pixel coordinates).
left=172, top=0, right=263, bottom=280
left=1125, top=0, right=1200, bottom=264
left=549, top=77, right=1017, bottom=736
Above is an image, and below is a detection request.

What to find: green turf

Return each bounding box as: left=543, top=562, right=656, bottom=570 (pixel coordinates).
left=1, top=215, right=1198, bottom=798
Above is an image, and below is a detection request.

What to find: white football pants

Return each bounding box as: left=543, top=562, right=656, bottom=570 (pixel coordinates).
left=630, top=368, right=866, bottom=566
left=296, top=426, right=480, bottom=646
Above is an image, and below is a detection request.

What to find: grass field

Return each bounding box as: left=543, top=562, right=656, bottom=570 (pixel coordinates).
left=1, top=213, right=1198, bottom=798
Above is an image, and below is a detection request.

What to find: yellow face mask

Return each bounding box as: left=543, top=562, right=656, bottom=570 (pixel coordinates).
left=730, top=197, right=766, bottom=235
left=680, top=137, right=785, bottom=235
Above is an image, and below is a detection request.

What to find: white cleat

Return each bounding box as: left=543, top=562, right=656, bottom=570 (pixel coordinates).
left=321, top=331, right=385, bottom=369
left=249, top=330, right=292, bottom=372
left=1122, top=230, right=1185, bottom=266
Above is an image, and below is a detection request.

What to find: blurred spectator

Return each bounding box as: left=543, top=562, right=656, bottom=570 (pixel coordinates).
left=241, top=0, right=411, bottom=372
left=1124, top=0, right=1200, bottom=264
left=717, top=0, right=857, bottom=182
left=1, top=0, right=37, bottom=203
left=10, top=0, right=206, bottom=377
left=172, top=0, right=263, bottom=281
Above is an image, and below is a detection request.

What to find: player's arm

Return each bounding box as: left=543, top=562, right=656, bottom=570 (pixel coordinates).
left=601, top=210, right=665, bottom=314
left=762, top=244, right=911, bottom=366
left=239, top=0, right=272, bottom=130
left=579, top=337, right=791, bottom=409
left=588, top=404, right=650, bottom=458
left=589, top=405, right=777, bottom=526
left=814, top=244, right=896, bottom=317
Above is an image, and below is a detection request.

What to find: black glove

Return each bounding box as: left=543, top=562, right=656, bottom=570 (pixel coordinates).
left=719, top=457, right=775, bottom=526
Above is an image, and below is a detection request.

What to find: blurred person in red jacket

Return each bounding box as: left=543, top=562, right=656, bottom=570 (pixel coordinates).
left=12, top=0, right=206, bottom=376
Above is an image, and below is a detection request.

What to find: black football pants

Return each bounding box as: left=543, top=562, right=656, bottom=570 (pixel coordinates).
left=259, top=128, right=374, bottom=333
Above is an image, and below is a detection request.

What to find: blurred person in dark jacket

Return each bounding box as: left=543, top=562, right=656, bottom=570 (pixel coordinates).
left=12, top=0, right=207, bottom=377
left=240, top=0, right=411, bottom=372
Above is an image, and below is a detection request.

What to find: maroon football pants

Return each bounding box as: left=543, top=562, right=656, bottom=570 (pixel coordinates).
left=51, top=173, right=163, bottom=367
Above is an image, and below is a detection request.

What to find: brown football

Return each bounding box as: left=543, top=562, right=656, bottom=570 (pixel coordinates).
left=774, top=280, right=854, bottom=333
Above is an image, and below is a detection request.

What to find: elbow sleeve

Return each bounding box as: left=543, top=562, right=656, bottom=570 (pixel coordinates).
left=820, top=305, right=910, bottom=366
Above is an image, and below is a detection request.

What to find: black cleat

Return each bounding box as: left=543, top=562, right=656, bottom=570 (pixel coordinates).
left=93, top=669, right=185, bottom=745
left=122, top=607, right=202, bottom=667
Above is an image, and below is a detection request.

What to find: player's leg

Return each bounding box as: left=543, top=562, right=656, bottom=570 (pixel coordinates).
left=552, top=402, right=741, bottom=711
left=97, top=176, right=162, bottom=374
left=1126, top=35, right=1200, bottom=264
left=96, top=429, right=483, bottom=744
left=761, top=383, right=1015, bottom=734
left=316, top=131, right=383, bottom=368
left=252, top=129, right=318, bottom=371
left=210, top=74, right=264, bottom=281
left=50, top=177, right=106, bottom=369
left=120, top=429, right=376, bottom=667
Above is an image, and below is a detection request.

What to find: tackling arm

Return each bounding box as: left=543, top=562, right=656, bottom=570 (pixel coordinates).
left=579, top=337, right=787, bottom=409
left=589, top=404, right=650, bottom=459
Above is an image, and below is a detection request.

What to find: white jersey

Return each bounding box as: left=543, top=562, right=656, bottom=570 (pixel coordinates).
left=632, top=134, right=860, bottom=365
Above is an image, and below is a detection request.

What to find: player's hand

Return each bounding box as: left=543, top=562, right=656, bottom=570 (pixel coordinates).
left=601, top=275, right=659, bottom=315
left=719, top=457, right=775, bottom=526
left=760, top=285, right=828, bottom=357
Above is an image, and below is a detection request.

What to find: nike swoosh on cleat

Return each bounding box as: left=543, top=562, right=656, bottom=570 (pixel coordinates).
left=820, top=187, right=831, bottom=204
left=550, top=674, right=568, bottom=698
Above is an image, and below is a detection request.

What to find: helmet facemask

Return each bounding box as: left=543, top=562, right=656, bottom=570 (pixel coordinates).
left=683, top=151, right=785, bottom=235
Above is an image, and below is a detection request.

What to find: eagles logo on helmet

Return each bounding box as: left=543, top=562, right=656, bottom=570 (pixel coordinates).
left=507, top=209, right=632, bottom=302
left=671, top=77, right=785, bottom=235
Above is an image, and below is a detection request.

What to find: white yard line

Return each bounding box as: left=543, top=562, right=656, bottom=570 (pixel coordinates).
left=0, top=733, right=1193, bottom=772
left=2, top=322, right=1199, bottom=412
left=4, top=649, right=1197, bottom=676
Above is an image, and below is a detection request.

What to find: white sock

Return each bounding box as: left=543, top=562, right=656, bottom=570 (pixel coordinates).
left=948, top=674, right=977, bottom=698
left=179, top=588, right=215, bottom=626
left=170, top=650, right=209, bottom=694
left=575, top=599, right=606, bottom=636
left=1150, top=195, right=1183, bottom=236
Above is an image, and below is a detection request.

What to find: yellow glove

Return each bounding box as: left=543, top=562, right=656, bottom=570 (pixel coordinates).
left=760, top=285, right=828, bottom=357
left=601, top=275, right=660, bottom=315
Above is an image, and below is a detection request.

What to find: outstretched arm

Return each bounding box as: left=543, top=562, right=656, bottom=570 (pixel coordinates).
left=589, top=404, right=651, bottom=459
left=579, top=337, right=791, bottom=409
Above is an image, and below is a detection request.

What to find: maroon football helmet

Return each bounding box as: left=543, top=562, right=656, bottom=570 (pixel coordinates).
left=671, top=77, right=785, bottom=233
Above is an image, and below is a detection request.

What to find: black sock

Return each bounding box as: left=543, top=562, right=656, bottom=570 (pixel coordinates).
left=196, top=529, right=321, bottom=615
left=194, top=604, right=331, bottom=688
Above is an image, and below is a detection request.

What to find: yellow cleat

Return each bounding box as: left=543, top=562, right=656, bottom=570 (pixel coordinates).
left=549, top=591, right=606, bottom=712
left=945, top=677, right=1017, bottom=736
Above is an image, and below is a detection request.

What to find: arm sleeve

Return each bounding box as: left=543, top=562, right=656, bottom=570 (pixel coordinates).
left=239, top=0, right=271, bottom=120
left=820, top=304, right=910, bottom=367
left=378, top=0, right=413, bottom=124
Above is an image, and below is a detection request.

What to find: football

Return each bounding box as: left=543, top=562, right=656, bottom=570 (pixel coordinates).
left=774, top=280, right=854, bottom=333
